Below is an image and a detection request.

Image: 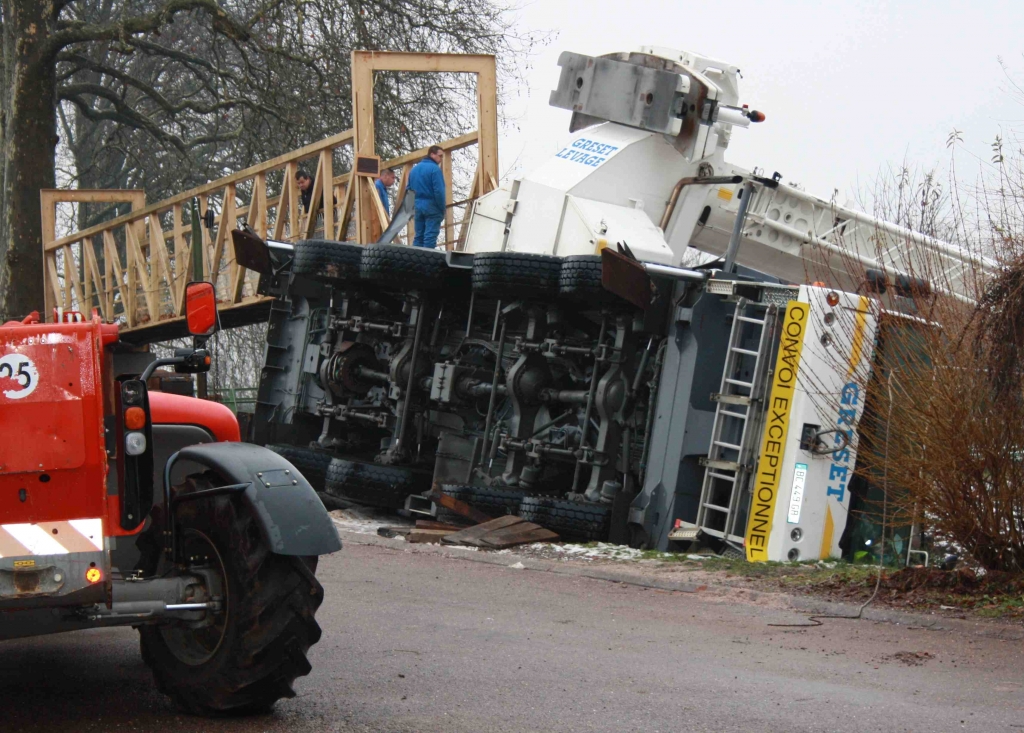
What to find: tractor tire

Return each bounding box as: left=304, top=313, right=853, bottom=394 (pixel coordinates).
left=267, top=443, right=332, bottom=491
left=324, top=458, right=423, bottom=509
left=471, top=252, right=561, bottom=300
left=558, top=255, right=627, bottom=306
left=519, top=496, right=611, bottom=542
left=138, top=473, right=323, bottom=716
left=360, top=243, right=449, bottom=291
left=292, top=239, right=363, bottom=285
left=435, top=485, right=527, bottom=525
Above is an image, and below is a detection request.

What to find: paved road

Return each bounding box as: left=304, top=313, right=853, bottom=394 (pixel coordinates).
left=2, top=536, right=1023, bottom=732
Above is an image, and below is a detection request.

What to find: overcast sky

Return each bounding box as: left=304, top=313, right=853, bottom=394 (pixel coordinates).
left=497, top=0, right=1024, bottom=205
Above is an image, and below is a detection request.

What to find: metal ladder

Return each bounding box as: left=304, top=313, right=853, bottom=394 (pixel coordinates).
left=679, top=299, right=778, bottom=550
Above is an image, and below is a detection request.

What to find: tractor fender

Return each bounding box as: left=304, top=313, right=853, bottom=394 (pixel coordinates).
left=171, top=442, right=342, bottom=556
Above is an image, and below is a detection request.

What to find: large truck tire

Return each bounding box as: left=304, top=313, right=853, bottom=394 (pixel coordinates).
left=292, top=239, right=363, bottom=285
left=324, top=457, right=422, bottom=509
left=436, top=485, right=527, bottom=525
left=558, top=255, right=627, bottom=306
left=519, top=496, right=611, bottom=541
left=360, top=243, right=449, bottom=290
left=267, top=443, right=332, bottom=491
left=471, top=252, right=561, bottom=300
left=139, top=473, right=324, bottom=716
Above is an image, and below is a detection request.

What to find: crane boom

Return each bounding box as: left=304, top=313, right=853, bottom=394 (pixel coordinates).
left=466, top=47, right=995, bottom=302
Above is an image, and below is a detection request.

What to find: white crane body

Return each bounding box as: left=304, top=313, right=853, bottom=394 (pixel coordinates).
left=460, top=47, right=975, bottom=561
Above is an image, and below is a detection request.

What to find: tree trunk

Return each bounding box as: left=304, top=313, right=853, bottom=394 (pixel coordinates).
left=0, top=1, right=58, bottom=321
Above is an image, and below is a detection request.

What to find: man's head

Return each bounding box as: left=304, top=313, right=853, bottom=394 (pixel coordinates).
left=427, top=145, right=444, bottom=164
left=380, top=168, right=396, bottom=187
left=296, top=169, right=312, bottom=192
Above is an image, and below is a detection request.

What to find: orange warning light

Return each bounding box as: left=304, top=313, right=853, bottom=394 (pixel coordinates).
left=85, top=568, right=102, bottom=584
left=124, top=406, right=146, bottom=430
left=825, top=291, right=840, bottom=307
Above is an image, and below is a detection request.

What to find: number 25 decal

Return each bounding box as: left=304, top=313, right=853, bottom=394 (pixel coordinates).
left=0, top=354, right=39, bottom=400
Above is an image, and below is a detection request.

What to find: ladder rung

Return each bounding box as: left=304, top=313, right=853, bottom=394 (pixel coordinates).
left=713, top=393, right=753, bottom=406
left=708, top=472, right=737, bottom=482
left=702, top=503, right=730, bottom=513
left=731, top=347, right=760, bottom=356
left=701, top=458, right=741, bottom=471
left=713, top=440, right=741, bottom=450
left=702, top=527, right=725, bottom=539
left=724, top=378, right=753, bottom=387
left=737, top=316, right=765, bottom=325
left=720, top=410, right=747, bottom=420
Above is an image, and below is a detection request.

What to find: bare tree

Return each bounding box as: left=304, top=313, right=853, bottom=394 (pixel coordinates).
left=0, top=0, right=541, bottom=320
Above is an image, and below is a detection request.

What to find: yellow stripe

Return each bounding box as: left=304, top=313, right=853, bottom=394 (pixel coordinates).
left=819, top=506, right=835, bottom=559
left=847, top=295, right=870, bottom=377
left=745, top=301, right=808, bottom=562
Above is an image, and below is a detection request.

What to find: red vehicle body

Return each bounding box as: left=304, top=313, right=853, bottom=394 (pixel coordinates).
left=0, top=298, right=340, bottom=715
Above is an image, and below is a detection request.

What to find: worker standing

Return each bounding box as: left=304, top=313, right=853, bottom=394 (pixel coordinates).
left=406, top=145, right=446, bottom=248
left=375, top=168, right=396, bottom=218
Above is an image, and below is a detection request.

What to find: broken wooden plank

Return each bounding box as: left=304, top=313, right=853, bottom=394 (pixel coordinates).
left=415, top=519, right=463, bottom=531
left=407, top=529, right=456, bottom=544
left=430, top=488, right=493, bottom=525
left=478, top=524, right=559, bottom=549
left=442, top=515, right=524, bottom=546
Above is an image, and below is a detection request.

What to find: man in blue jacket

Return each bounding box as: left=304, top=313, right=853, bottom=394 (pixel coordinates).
left=374, top=168, right=396, bottom=217
left=406, top=145, right=446, bottom=248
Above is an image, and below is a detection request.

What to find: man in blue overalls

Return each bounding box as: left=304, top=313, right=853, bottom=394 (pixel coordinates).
left=406, top=145, right=446, bottom=248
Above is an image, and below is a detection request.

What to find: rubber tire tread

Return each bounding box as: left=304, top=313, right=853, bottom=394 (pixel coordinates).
left=558, top=255, right=627, bottom=306
left=471, top=252, right=562, bottom=299
left=138, top=473, right=324, bottom=716
left=324, top=458, right=421, bottom=509
left=360, top=243, right=448, bottom=290
left=267, top=443, right=332, bottom=491
left=292, top=239, right=363, bottom=285
left=519, top=496, right=611, bottom=541
left=436, top=485, right=527, bottom=525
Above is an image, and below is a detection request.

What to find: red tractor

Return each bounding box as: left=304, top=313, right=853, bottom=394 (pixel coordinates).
left=0, top=282, right=341, bottom=715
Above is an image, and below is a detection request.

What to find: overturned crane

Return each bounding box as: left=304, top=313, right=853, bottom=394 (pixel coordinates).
left=243, top=47, right=993, bottom=561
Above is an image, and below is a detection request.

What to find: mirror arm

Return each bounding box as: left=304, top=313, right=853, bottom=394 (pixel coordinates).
left=140, top=356, right=185, bottom=383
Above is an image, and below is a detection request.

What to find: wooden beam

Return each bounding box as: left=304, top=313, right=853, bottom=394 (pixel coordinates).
left=125, top=223, right=157, bottom=323
left=62, top=244, right=83, bottom=310
left=103, top=231, right=127, bottom=323
left=40, top=191, right=57, bottom=318
left=366, top=176, right=390, bottom=236
left=83, top=240, right=104, bottom=319
left=303, top=153, right=326, bottom=239
left=336, top=177, right=355, bottom=242
left=456, top=166, right=480, bottom=251
left=394, top=168, right=410, bottom=245
left=149, top=213, right=175, bottom=318
left=254, top=172, right=268, bottom=238
left=210, top=184, right=236, bottom=290
left=321, top=150, right=334, bottom=241
left=45, top=255, right=63, bottom=319
left=442, top=151, right=454, bottom=250
left=476, top=60, right=499, bottom=196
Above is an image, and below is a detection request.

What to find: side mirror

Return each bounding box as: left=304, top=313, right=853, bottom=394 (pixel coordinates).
left=185, top=281, right=219, bottom=338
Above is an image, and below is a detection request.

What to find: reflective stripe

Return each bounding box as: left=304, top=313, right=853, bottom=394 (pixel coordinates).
left=0, top=518, right=104, bottom=558
left=67, top=519, right=104, bottom=550
left=0, top=528, right=32, bottom=558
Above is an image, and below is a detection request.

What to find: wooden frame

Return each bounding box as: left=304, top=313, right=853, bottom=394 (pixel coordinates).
left=351, top=51, right=498, bottom=245
left=40, top=52, right=497, bottom=337
left=40, top=189, right=147, bottom=320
